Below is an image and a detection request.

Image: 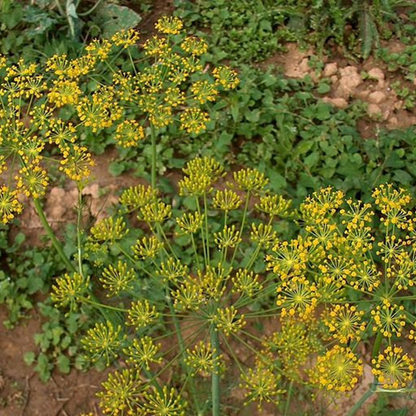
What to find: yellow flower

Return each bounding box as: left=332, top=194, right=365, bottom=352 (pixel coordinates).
left=371, top=303, right=406, bottom=338
left=179, top=107, right=209, bottom=134
left=111, top=28, right=140, bottom=48
left=312, top=345, right=363, bottom=392
left=51, top=273, right=90, bottom=312
left=124, top=336, right=162, bottom=370
left=191, top=80, right=218, bottom=104
left=97, top=369, right=143, bottom=415
left=181, top=36, right=208, bottom=56
left=143, top=386, right=187, bottom=416
left=119, top=184, right=158, bottom=212
left=213, top=65, right=239, bottom=90
left=0, top=185, right=23, bottom=224
left=114, top=119, right=145, bottom=148
left=323, top=304, right=366, bottom=344
left=155, top=16, right=183, bottom=35
left=213, top=189, right=242, bottom=212
left=276, top=276, right=319, bottom=318
left=176, top=211, right=204, bottom=234
left=127, top=300, right=160, bottom=329
left=82, top=321, right=125, bottom=364
left=100, top=261, right=136, bottom=296
left=233, top=167, right=268, bottom=194
left=214, top=306, right=246, bottom=336
left=372, top=346, right=415, bottom=389
left=48, top=79, right=82, bottom=107
left=241, top=366, right=283, bottom=407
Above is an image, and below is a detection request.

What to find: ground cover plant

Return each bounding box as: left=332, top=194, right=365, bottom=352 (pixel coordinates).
left=176, top=0, right=416, bottom=62
left=2, top=3, right=416, bottom=415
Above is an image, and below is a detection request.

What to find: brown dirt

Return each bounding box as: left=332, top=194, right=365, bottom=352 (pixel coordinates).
left=0, top=308, right=105, bottom=416
left=262, top=41, right=416, bottom=138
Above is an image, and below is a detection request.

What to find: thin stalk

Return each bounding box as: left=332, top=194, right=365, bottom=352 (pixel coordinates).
left=231, top=191, right=251, bottom=266
left=203, top=193, right=210, bottom=264
left=372, top=330, right=383, bottom=361
left=76, top=188, right=84, bottom=276
left=81, top=297, right=127, bottom=313
left=33, top=198, right=76, bottom=273
left=196, top=197, right=208, bottom=267
left=167, top=290, right=202, bottom=413
left=54, top=0, right=65, bottom=16
left=77, top=0, right=105, bottom=16
left=190, top=233, right=201, bottom=270
left=347, top=331, right=384, bottom=416
left=211, top=327, right=221, bottom=416
left=150, top=124, right=157, bottom=189
left=284, top=380, right=294, bottom=416
left=346, top=385, right=375, bottom=416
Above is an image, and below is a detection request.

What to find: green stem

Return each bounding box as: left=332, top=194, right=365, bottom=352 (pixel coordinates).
left=231, top=191, right=250, bottom=266
left=211, top=327, right=221, bottom=416
left=196, top=197, right=207, bottom=267
left=33, top=198, right=76, bottom=273
left=76, top=188, right=84, bottom=276
left=203, top=193, right=210, bottom=265
left=372, top=330, right=383, bottom=361
left=284, top=380, right=294, bottom=416
left=150, top=125, right=157, bottom=189
left=347, top=331, right=383, bottom=416
left=190, top=233, right=201, bottom=270
left=77, top=0, right=105, bottom=16
left=346, top=385, right=375, bottom=416
left=167, top=290, right=202, bottom=413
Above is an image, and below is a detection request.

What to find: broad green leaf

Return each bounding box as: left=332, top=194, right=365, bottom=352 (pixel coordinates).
left=95, top=4, right=141, bottom=37
left=359, top=8, right=375, bottom=59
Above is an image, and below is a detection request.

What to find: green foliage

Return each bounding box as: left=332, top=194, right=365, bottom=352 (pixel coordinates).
left=0, top=229, right=64, bottom=328
left=378, top=44, right=416, bottom=83
left=142, top=66, right=416, bottom=203
left=24, top=301, right=93, bottom=382
left=0, top=0, right=141, bottom=61
left=176, top=0, right=415, bottom=62
left=176, top=0, right=294, bottom=62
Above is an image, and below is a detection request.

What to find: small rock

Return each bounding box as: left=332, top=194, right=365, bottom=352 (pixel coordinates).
left=368, top=91, right=387, bottom=104
left=394, top=100, right=404, bottom=110
left=323, top=62, right=338, bottom=77
left=367, top=104, right=391, bottom=120
left=322, top=97, right=348, bottom=109
left=367, top=68, right=385, bottom=82
left=339, top=66, right=360, bottom=77
left=367, top=103, right=382, bottom=118
left=330, top=75, right=339, bottom=84
left=335, top=66, right=363, bottom=99
left=386, top=116, right=398, bottom=129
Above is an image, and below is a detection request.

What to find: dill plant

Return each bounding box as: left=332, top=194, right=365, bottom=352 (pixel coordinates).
left=2, top=11, right=416, bottom=416
left=0, top=15, right=238, bottom=235
left=51, top=179, right=416, bottom=415
left=52, top=156, right=293, bottom=415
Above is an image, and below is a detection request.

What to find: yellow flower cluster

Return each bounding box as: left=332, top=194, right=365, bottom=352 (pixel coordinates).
left=372, top=346, right=415, bottom=389
left=312, top=346, right=363, bottom=392
left=0, top=16, right=238, bottom=225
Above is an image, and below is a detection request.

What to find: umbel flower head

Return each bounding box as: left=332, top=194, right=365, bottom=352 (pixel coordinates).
left=0, top=15, right=238, bottom=225
left=311, top=345, right=363, bottom=392
left=56, top=176, right=416, bottom=412
left=372, top=346, right=415, bottom=389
